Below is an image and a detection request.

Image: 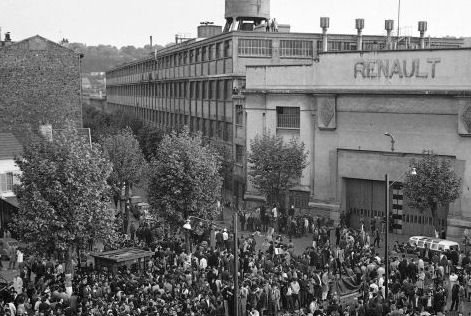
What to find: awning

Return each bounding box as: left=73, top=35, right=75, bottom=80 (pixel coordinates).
left=3, top=196, right=18, bottom=208
left=243, top=193, right=266, bottom=202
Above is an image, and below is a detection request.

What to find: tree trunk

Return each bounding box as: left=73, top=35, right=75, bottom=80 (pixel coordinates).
left=123, top=184, right=130, bottom=234
left=113, top=192, right=119, bottom=209
left=65, top=245, right=74, bottom=274
left=431, top=204, right=440, bottom=238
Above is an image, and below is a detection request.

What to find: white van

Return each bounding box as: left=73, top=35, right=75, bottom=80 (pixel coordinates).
left=408, top=236, right=460, bottom=252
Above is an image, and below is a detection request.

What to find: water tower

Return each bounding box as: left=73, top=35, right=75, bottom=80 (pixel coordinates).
left=224, top=0, right=270, bottom=32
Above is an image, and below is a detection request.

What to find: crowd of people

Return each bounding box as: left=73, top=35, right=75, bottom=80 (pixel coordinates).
left=239, top=205, right=334, bottom=240
left=0, top=206, right=468, bottom=316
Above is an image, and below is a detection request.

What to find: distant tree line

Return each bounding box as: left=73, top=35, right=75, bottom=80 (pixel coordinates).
left=67, top=43, right=164, bottom=73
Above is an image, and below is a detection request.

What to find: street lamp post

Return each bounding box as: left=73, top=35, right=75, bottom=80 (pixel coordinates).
left=384, top=173, right=390, bottom=299
left=233, top=212, right=239, bottom=316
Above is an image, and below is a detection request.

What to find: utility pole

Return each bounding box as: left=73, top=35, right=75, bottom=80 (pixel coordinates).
left=233, top=212, right=239, bottom=316
left=384, top=173, right=390, bottom=299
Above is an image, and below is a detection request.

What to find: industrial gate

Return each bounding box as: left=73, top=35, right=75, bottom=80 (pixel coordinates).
left=345, top=178, right=444, bottom=236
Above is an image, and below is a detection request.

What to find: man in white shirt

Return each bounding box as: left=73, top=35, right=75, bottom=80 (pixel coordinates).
left=377, top=264, right=385, bottom=278
left=12, top=275, right=23, bottom=294
left=418, top=258, right=425, bottom=270
left=449, top=271, right=459, bottom=294
left=271, top=204, right=278, bottom=232
left=290, top=278, right=301, bottom=310
left=222, top=229, right=229, bottom=250
left=199, top=256, right=207, bottom=270
left=7, top=301, right=15, bottom=316
left=16, top=249, right=24, bottom=270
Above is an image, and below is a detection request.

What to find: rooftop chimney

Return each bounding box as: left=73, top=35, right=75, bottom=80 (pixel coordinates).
left=418, top=21, right=427, bottom=49
left=320, top=17, right=330, bottom=52
left=355, top=18, right=364, bottom=50
left=385, top=20, right=394, bottom=50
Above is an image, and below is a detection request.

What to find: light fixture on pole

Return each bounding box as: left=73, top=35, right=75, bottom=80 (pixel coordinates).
left=183, top=219, right=192, bottom=230
left=384, top=132, right=395, bottom=152
left=384, top=167, right=416, bottom=299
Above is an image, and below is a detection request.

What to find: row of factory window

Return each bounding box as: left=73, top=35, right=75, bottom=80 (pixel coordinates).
left=237, top=39, right=395, bottom=57
left=238, top=39, right=315, bottom=57
left=110, top=103, right=235, bottom=142
left=107, top=79, right=237, bottom=101
left=108, top=40, right=233, bottom=79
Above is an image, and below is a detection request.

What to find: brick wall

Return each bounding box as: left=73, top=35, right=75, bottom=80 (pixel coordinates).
left=0, top=36, right=82, bottom=132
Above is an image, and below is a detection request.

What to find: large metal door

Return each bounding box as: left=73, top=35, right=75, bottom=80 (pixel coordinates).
left=345, top=178, right=385, bottom=232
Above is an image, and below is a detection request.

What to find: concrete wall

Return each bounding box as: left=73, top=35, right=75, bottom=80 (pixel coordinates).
left=0, top=36, right=82, bottom=132
left=246, top=64, right=315, bottom=90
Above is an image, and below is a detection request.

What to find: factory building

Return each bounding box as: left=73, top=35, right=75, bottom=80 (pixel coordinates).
left=244, top=48, right=471, bottom=239
left=106, top=0, right=464, bottom=205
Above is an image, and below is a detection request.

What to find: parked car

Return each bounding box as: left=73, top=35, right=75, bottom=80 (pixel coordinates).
left=408, top=235, right=460, bottom=253
left=0, top=238, right=19, bottom=260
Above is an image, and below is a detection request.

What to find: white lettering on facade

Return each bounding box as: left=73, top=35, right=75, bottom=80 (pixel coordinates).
left=354, top=58, right=441, bottom=79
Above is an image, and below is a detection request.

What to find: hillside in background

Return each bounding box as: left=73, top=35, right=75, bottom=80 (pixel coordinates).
left=67, top=42, right=164, bottom=73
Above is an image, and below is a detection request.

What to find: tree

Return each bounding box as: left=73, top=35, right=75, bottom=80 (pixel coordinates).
left=136, top=124, right=166, bottom=161
left=82, top=104, right=117, bottom=142
left=12, top=126, right=117, bottom=272
left=82, top=105, right=145, bottom=142
left=248, top=132, right=308, bottom=205
left=207, top=141, right=234, bottom=196
left=147, top=127, right=223, bottom=226
left=403, top=154, right=462, bottom=234
left=100, top=128, right=148, bottom=232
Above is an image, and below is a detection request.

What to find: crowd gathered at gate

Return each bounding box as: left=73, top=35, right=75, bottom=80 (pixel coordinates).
left=0, top=205, right=468, bottom=316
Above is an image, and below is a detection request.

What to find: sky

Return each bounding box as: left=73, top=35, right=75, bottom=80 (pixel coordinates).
left=1, top=0, right=470, bottom=48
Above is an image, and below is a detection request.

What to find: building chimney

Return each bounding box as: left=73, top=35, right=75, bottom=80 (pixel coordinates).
left=385, top=20, right=394, bottom=50
left=418, top=21, right=427, bottom=49
left=39, top=124, right=53, bottom=142
left=320, top=17, right=330, bottom=52
left=355, top=18, right=364, bottom=50
left=150, top=36, right=153, bottom=49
